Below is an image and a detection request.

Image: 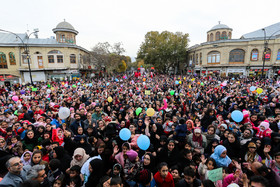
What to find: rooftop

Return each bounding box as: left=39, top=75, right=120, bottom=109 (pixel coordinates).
left=241, top=22, right=280, bottom=39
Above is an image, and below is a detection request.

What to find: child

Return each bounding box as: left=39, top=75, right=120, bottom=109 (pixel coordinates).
left=177, top=166, right=201, bottom=187
left=20, top=151, right=32, bottom=166
left=48, top=159, right=62, bottom=185
left=66, top=165, right=82, bottom=187
left=210, top=145, right=232, bottom=168
left=253, top=121, right=272, bottom=139
left=123, top=149, right=140, bottom=186
left=198, top=155, right=217, bottom=180
left=154, top=162, right=175, bottom=187
left=264, top=145, right=280, bottom=175
left=53, top=174, right=65, bottom=187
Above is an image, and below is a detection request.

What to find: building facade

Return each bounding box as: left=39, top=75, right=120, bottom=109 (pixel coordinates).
left=0, top=20, right=91, bottom=84
left=187, top=22, right=280, bottom=77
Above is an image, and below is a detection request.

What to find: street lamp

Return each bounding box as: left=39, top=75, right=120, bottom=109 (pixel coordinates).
left=262, top=28, right=280, bottom=79
left=0, top=28, right=39, bottom=85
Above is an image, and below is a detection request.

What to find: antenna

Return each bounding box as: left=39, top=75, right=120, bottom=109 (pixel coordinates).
left=218, top=21, right=221, bottom=24
left=26, top=24, right=29, bottom=33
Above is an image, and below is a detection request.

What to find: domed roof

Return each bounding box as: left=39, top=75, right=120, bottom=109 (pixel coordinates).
left=56, top=21, right=75, bottom=30
left=209, top=23, right=232, bottom=32
left=53, top=20, right=78, bottom=35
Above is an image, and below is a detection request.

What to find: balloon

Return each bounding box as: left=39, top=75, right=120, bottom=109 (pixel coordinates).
left=197, top=82, right=200, bottom=85
left=179, top=81, right=182, bottom=84
left=58, top=107, right=70, bottom=119
left=115, top=78, right=119, bottom=82
left=12, top=96, right=18, bottom=101
left=252, top=90, right=257, bottom=94
left=136, top=107, right=142, bottom=116
left=77, top=82, right=81, bottom=85
left=108, top=97, right=113, bottom=103
left=175, top=81, right=179, bottom=85
left=47, top=84, right=51, bottom=88
left=20, top=90, right=25, bottom=94
left=47, top=89, right=51, bottom=94
left=146, top=108, right=155, bottom=117
left=143, top=82, right=146, bottom=85
left=106, top=82, right=110, bottom=86
left=170, top=90, right=175, bottom=96
left=64, top=84, right=68, bottom=87
left=222, top=82, right=227, bottom=86
left=151, top=67, right=154, bottom=70
left=191, top=78, right=195, bottom=81
left=143, top=78, right=146, bottom=82
left=250, top=86, right=256, bottom=92
left=32, top=88, right=37, bottom=91
left=257, top=88, right=263, bottom=94
left=72, top=85, right=77, bottom=88
left=231, top=110, right=243, bottom=123
left=119, top=128, right=131, bottom=141
left=137, top=135, right=150, bottom=151
left=200, top=82, right=204, bottom=86
left=88, top=83, right=93, bottom=87
left=232, top=78, right=235, bottom=80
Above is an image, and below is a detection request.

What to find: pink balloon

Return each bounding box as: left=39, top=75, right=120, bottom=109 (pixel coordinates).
left=12, top=96, right=18, bottom=101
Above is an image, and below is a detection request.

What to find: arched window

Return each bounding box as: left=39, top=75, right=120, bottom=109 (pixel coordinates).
left=61, top=35, right=65, bottom=42
left=251, top=49, right=259, bottom=61
left=215, top=32, right=220, bottom=41
left=9, top=52, right=16, bottom=65
left=70, top=54, right=76, bottom=63
left=210, top=33, right=213, bottom=42
left=264, top=48, right=271, bottom=61
left=277, top=49, right=280, bottom=60
left=229, top=49, right=245, bottom=63
left=221, top=31, right=227, bottom=40
left=48, top=50, right=63, bottom=63
left=0, top=52, right=7, bottom=69
left=207, top=51, right=220, bottom=64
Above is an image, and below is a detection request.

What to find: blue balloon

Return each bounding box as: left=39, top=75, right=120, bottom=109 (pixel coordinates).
left=232, top=78, right=235, bottom=80
left=250, top=86, right=256, bottom=92
left=175, top=81, right=179, bottom=85
left=106, top=82, right=110, bottom=86
left=77, top=82, right=81, bottom=85
left=115, top=78, right=119, bottom=82
left=231, top=110, right=243, bottom=123
left=137, top=135, right=150, bottom=150
left=119, top=128, right=131, bottom=141
left=89, top=83, right=93, bottom=87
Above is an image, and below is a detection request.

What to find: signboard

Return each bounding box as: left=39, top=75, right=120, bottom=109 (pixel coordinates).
left=145, top=90, right=151, bottom=95
left=208, top=168, right=223, bottom=182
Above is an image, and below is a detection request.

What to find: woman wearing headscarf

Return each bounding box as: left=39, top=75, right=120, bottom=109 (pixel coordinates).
left=201, top=109, right=216, bottom=132
left=223, top=132, right=241, bottom=159
left=140, top=153, right=157, bottom=175
left=22, top=130, right=38, bottom=151
left=187, top=127, right=207, bottom=154
left=53, top=146, right=72, bottom=173
left=85, top=159, right=104, bottom=187
left=157, top=139, right=179, bottom=168
left=70, top=148, right=90, bottom=167
left=204, top=125, right=220, bottom=145
left=20, top=150, right=32, bottom=166
left=115, top=142, right=131, bottom=168
left=210, top=145, right=232, bottom=168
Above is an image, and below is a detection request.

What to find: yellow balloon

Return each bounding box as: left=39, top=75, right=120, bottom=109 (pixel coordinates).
left=257, top=88, right=263, bottom=94
left=179, top=81, right=182, bottom=84
left=51, top=87, right=55, bottom=91
left=191, top=78, right=195, bottom=81
left=183, top=77, right=186, bottom=80
left=108, top=96, right=113, bottom=102
left=146, top=108, right=155, bottom=117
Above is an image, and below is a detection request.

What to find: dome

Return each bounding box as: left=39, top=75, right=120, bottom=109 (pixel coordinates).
left=53, top=20, right=78, bottom=35
left=209, top=23, right=232, bottom=31
left=56, top=21, right=75, bottom=30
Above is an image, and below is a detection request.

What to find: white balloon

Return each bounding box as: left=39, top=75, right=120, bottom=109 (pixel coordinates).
left=58, top=107, right=70, bottom=119
left=47, top=89, right=51, bottom=94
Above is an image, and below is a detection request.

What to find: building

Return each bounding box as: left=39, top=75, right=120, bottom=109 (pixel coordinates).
left=0, top=20, right=91, bottom=84
left=187, top=22, right=280, bottom=77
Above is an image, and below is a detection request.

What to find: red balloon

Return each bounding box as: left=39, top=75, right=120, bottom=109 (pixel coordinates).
left=278, top=70, right=280, bottom=75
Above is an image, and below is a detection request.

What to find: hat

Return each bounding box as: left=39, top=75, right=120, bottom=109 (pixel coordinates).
left=220, top=124, right=227, bottom=129
left=194, top=127, right=201, bottom=134
left=137, top=169, right=152, bottom=185
left=126, top=150, right=138, bottom=162
left=248, top=142, right=257, bottom=148
left=259, top=121, right=269, bottom=130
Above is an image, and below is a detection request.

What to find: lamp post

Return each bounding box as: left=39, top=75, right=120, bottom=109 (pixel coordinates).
left=262, top=28, right=280, bottom=79
left=0, top=29, right=39, bottom=85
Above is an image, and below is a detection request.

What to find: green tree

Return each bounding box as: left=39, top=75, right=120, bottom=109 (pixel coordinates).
left=137, top=31, right=189, bottom=73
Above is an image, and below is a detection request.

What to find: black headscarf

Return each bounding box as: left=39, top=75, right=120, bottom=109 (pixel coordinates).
left=85, top=159, right=104, bottom=187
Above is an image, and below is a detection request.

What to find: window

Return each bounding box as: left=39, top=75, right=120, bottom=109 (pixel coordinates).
left=229, top=49, right=245, bottom=63
left=277, top=49, right=280, bottom=60
left=207, top=51, right=220, bottom=64
left=210, top=33, right=213, bottom=42
left=207, top=34, right=209, bottom=42
left=70, top=54, right=76, bottom=63
left=196, top=54, right=198, bottom=65
left=0, top=52, right=7, bottom=69
left=200, top=53, right=202, bottom=65
left=251, top=49, right=259, bottom=61
left=9, top=52, right=16, bottom=65
left=264, top=48, right=271, bottom=61
left=215, top=32, right=220, bottom=41
left=57, top=55, right=63, bottom=63
left=61, top=35, right=65, bottom=42
left=48, top=55, right=54, bottom=63
left=48, top=50, right=62, bottom=54
left=228, top=32, right=232, bottom=39
left=221, top=31, right=227, bottom=40
left=22, top=53, right=31, bottom=65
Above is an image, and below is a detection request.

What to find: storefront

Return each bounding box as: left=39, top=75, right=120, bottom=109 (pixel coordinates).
left=0, top=74, right=20, bottom=85
left=23, top=71, right=46, bottom=83
left=226, top=68, right=246, bottom=76
left=248, top=67, right=272, bottom=77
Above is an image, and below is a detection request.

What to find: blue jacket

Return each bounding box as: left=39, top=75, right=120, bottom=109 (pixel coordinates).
left=0, top=171, right=26, bottom=187
left=174, top=124, right=187, bottom=138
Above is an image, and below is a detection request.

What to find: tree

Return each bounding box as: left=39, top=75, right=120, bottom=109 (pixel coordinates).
left=137, top=31, right=189, bottom=73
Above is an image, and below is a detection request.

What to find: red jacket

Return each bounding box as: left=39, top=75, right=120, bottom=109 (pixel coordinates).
left=154, top=171, right=175, bottom=187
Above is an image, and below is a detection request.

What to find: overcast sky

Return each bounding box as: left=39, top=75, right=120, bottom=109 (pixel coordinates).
left=2, top=0, right=280, bottom=61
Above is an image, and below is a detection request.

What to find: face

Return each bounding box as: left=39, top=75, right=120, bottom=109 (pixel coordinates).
left=113, top=168, right=120, bottom=176
left=208, top=127, right=214, bottom=135
left=244, top=130, right=251, bottom=138
left=75, top=154, right=83, bottom=161
left=159, top=166, right=168, bottom=178
left=46, top=125, right=52, bottom=131
left=27, top=131, right=34, bottom=139
left=184, top=175, right=195, bottom=184
left=44, top=133, right=50, bottom=139
left=224, top=131, right=229, bottom=138
left=89, top=164, right=93, bottom=173
left=36, top=169, right=47, bottom=183
left=251, top=115, right=257, bottom=122
left=75, top=115, right=81, bottom=120
left=9, top=158, right=23, bottom=174
left=171, top=169, right=179, bottom=178
left=186, top=153, right=192, bottom=160
left=219, top=126, right=225, bottom=132
left=228, top=134, right=235, bottom=143
left=220, top=150, right=227, bottom=158
left=194, top=131, right=201, bottom=137
left=122, top=146, right=129, bottom=154
left=0, top=139, right=5, bottom=148
left=207, top=161, right=214, bottom=170
left=33, top=153, right=42, bottom=164
left=167, top=142, right=175, bottom=151
left=256, top=140, right=261, bottom=148
left=275, top=155, right=280, bottom=164
left=24, top=153, right=31, bottom=161
left=77, top=128, right=83, bottom=134
left=70, top=170, right=78, bottom=178
left=143, top=154, right=151, bottom=166
left=53, top=180, right=62, bottom=187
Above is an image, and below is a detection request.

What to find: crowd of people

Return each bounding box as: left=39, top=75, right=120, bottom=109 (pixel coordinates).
left=0, top=72, right=280, bottom=187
